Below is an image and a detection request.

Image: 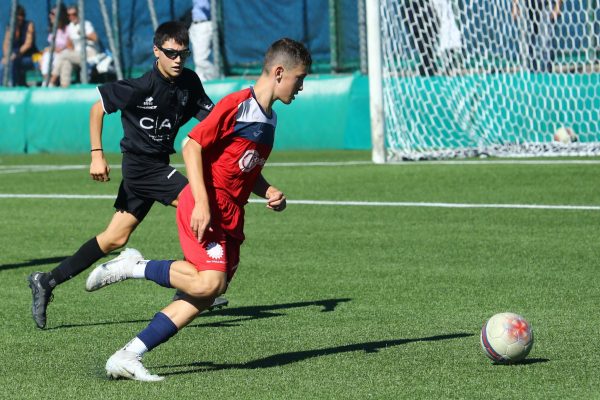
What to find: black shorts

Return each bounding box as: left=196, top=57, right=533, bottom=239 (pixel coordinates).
left=114, top=152, right=188, bottom=221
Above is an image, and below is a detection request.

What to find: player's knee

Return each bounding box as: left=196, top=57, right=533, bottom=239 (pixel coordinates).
left=111, top=236, right=130, bottom=250
left=187, top=283, right=220, bottom=299
left=98, top=231, right=130, bottom=252
left=188, top=276, right=226, bottom=299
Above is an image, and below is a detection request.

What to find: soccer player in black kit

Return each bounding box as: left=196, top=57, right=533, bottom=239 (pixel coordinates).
left=27, top=21, right=227, bottom=329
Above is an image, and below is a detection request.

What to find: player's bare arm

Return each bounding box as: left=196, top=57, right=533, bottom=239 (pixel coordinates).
left=182, top=137, right=211, bottom=241
left=253, top=174, right=286, bottom=212
left=89, top=100, right=110, bottom=182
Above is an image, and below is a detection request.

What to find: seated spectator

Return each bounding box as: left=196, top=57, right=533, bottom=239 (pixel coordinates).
left=0, top=4, right=37, bottom=86
left=40, top=5, right=70, bottom=86
left=53, top=5, right=99, bottom=87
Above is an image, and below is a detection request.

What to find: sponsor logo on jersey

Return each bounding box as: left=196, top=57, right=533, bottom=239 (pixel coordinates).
left=137, top=96, right=157, bottom=110
left=139, top=117, right=172, bottom=132
left=205, top=242, right=224, bottom=260
left=238, top=149, right=266, bottom=172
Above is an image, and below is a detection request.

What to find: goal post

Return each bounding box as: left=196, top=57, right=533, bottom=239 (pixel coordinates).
left=367, top=0, right=600, bottom=162
left=366, top=0, right=386, bottom=163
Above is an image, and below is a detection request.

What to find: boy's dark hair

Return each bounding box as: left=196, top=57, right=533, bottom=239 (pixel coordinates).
left=153, top=21, right=189, bottom=47
left=263, top=38, right=312, bottom=72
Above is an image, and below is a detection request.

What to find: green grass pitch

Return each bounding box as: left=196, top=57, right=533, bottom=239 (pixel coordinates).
left=0, top=151, right=599, bottom=399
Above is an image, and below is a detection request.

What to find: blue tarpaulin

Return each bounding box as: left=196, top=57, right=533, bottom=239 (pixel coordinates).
left=0, top=0, right=361, bottom=77
left=0, top=0, right=596, bottom=77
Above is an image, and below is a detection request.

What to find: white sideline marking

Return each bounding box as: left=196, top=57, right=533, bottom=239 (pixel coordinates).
left=2, top=158, right=600, bottom=175
left=0, top=193, right=598, bottom=211
left=0, top=162, right=372, bottom=174
left=0, top=194, right=115, bottom=199
left=267, top=161, right=373, bottom=167
left=279, top=199, right=600, bottom=211
left=0, top=165, right=88, bottom=174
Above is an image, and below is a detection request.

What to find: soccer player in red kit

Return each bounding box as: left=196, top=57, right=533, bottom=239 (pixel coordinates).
left=85, top=37, right=312, bottom=381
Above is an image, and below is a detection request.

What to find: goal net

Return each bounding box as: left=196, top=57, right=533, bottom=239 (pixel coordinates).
left=368, top=0, right=600, bottom=162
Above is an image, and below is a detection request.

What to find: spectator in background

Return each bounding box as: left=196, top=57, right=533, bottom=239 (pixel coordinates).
left=512, top=0, right=564, bottom=72
left=189, top=0, right=218, bottom=81
left=1, top=4, right=36, bottom=86
left=53, top=5, right=99, bottom=87
left=432, top=0, right=463, bottom=75
left=401, top=0, right=439, bottom=76
left=40, top=5, right=70, bottom=86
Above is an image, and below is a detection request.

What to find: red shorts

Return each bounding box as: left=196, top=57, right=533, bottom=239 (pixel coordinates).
left=176, top=185, right=242, bottom=281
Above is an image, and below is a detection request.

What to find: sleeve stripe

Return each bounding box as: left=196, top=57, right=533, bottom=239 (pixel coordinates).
left=96, top=87, right=107, bottom=114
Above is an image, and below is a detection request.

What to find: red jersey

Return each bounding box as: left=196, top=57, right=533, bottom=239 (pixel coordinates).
left=187, top=87, right=277, bottom=239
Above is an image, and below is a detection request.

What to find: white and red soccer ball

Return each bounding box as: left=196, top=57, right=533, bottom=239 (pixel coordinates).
left=480, top=312, right=533, bottom=364
left=553, top=127, right=578, bottom=144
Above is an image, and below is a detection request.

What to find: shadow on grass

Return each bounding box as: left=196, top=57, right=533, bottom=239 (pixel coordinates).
left=188, top=298, right=351, bottom=328
left=45, top=319, right=151, bottom=330
left=0, top=256, right=68, bottom=271
left=155, top=333, right=473, bottom=375
left=493, top=358, right=550, bottom=366
left=46, top=298, right=351, bottom=330
left=4, top=251, right=122, bottom=272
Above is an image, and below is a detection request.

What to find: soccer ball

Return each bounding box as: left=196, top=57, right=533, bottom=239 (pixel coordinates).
left=480, top=312, right=533, bottom=364
left=553, top=127, right=578, bottom=144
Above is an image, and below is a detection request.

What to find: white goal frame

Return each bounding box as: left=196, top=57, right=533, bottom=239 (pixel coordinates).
left=367, top=0, right=600, bottom=163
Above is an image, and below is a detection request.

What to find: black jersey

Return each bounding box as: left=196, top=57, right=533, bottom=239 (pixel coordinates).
left=98, top=62, right=214, bottom=155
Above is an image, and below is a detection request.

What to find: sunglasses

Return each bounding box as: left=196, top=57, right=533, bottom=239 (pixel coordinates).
left=68, top=12, right=77, bottom=16
left=157, top=45, right=191, bottom=60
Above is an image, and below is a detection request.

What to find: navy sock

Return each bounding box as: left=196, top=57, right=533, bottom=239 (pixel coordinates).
left=137, top=312, right=178, bottom=352
left=144, top=260, right=173, bottom=288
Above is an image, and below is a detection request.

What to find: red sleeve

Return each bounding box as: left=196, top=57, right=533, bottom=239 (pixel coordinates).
left=188, top=89, right=249, bottom=150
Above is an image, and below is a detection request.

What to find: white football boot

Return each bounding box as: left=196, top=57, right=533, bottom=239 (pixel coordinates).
left=85, top=248, right=143, bottom=292
left=105, top=350, right=164, bottom=382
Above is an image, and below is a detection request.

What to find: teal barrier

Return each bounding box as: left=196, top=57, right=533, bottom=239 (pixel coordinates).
left=2, top=72, right=599, bottom=155
left=26, top=88, right=113, bottom=153
left=0, top=89, right=29, bottom=153
left=0, top=74, right=372, bottom=154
